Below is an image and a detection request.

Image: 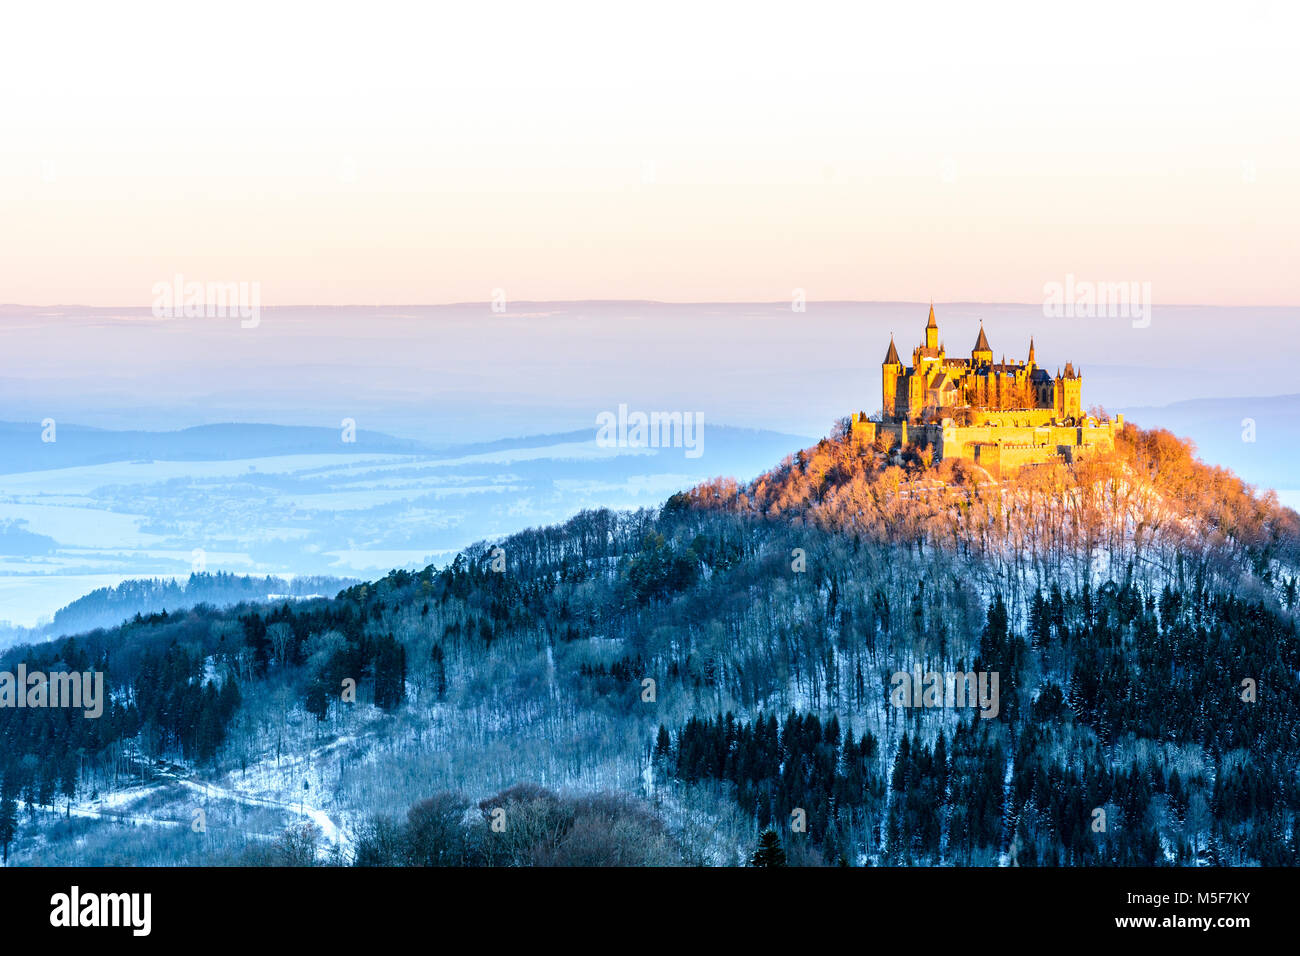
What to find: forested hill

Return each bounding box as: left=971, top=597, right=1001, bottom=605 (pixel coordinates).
left=681, top=418, right=1300, bottom=624
left=2, top=423, right=1298, bottom=867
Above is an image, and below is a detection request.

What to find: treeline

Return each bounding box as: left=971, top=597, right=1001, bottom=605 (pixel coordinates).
left=0, top=571, right=357, bottom=647
left=0, top=636, right=238, bottom=823
left=235, top=602, right=407, bottom=719
left=353, top=784, right=681, bottom=866
left=133, top=643, right=242, bottom=761
left=0, top=589, right=407, bottom=830
left=658, top=711, right=885, bottom=866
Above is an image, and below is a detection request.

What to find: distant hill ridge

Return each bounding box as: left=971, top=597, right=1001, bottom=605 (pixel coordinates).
left=0, top=571, right=359, bottom=648
left=0, top=421, right=435, bottom=474
left=0, top=420, right=816, bottom=475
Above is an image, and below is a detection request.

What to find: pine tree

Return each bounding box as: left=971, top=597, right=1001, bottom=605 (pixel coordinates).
left=373, top=635, right=406, bottom=710
left=305, top=680, right=329, bottom=722
left=0, top=781, right=17, bottom=865
left=59, top=755, right=77, bottom=817
left=430, top=643, right=447, bottom=699
left=654, top=725, right=672, bottom=760
left=750, top=829, right=787, bottom=867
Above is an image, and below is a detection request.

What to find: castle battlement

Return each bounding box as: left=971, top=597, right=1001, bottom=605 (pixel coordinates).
left=851, top=307, right=1121, bottom=477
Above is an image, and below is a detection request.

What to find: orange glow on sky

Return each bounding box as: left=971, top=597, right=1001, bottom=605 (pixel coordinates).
left=2, top=0, right=1297, bottom=306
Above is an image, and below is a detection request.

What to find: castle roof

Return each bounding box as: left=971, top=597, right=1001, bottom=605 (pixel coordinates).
left=926, top=303, right=937, bottom=330
left=973, top=323, right=991, bottom=352
left=883, top=334, right=901, bottom=365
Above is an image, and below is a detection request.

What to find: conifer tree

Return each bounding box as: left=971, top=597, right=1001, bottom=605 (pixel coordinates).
left=0, top=780, right=17, bottom=864
left=654, top=725, right=672, bottom=760
left=750, top=829, right=786, bottom=867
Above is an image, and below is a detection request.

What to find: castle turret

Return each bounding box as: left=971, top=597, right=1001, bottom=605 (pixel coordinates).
left=924, top=303, right=938, bottom=350
left=972, top=321, right=993, bottom=367
left=882, top=333, right=902, bottom=419
left=1027, top=337, right=1036, bottom=367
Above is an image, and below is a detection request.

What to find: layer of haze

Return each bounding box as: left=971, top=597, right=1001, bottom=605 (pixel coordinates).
left=0, top=300, right=1290, bottom=443
left=2, top=0, right=1298, bottom=306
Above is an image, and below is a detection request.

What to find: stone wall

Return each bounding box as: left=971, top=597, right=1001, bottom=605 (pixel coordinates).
left=860, top=411, right=1123, bottom=477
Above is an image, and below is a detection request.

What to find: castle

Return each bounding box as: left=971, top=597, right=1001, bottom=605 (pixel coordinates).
left=850, top=306, right=1122, bottom=477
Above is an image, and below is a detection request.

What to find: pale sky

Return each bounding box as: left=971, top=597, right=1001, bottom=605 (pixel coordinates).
left=2, top=0, right=1297, bottom=306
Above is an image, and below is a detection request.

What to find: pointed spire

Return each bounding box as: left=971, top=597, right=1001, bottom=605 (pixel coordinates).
left=1028, top=337, right=1036, bottom=364
left=973, top=321, right=991, bottom=353
left=926, top=302, right=937, bottom=330
left=884, top=333, right=901, bottom=366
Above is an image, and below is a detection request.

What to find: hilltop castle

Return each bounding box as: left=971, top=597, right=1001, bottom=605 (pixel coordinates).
left=850, top=306, right=1122, bottom=477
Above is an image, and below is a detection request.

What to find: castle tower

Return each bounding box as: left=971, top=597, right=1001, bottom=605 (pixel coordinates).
left=924, top=303, right=938, bottom=350
left=971, top=321, right=993, bottom=367
left=882, top=334, right=902, bottom=419
left=1053, top=363, right=1082, bottom=419
left=1027, top=337, right=1036, bottom=368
